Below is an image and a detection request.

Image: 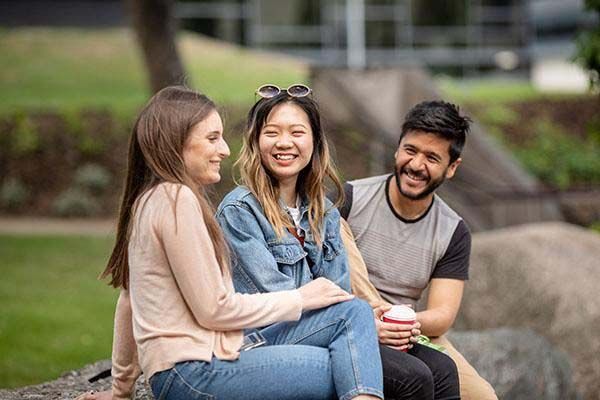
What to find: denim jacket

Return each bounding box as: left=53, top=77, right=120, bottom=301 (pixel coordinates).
left=216, top=186, right=351, bottom=296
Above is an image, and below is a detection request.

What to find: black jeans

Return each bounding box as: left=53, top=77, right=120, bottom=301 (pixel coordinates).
left=381, top=343, right=460, bottom=400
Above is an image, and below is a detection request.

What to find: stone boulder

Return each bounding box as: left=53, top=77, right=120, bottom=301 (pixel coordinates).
left=455, top=222, right=600, bottom=400
left=449, top=328, right=579, bottom=400
left=0, top=360, right=150, bottom=400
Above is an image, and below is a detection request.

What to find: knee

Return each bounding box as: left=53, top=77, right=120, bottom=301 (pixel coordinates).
left=435, top=352, right=459, bottom=381
left=386, top=360, right=434, bottom=398
left=407, top=359, right=435, bottom=388
left=334, top=298, right=374, bottom=324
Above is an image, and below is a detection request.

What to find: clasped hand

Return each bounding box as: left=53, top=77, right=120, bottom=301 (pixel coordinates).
left=373, top=304, right=421, bottom=352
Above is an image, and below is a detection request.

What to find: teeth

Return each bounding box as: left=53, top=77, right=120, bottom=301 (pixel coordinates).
left=275, top=154, right=296, bottom=160
left=406, top=172, right=425, bottom=181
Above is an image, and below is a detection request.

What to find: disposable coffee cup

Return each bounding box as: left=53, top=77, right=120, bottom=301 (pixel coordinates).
left=382, top=305, right=417, bottom=352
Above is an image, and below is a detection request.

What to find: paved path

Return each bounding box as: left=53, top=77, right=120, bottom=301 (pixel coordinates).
left=0, top=217, right=114, bottom=235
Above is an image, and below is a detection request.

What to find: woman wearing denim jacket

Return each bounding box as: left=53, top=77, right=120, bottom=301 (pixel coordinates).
left=217, top=85, right=384, bottom=400
left=75, top=86, right=381, bottom=400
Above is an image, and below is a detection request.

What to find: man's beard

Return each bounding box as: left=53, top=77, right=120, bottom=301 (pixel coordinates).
left=394, top=165, right=447, bottom=201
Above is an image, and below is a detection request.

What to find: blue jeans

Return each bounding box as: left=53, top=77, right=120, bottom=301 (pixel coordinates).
left=150, top=299, right=383, bottom=400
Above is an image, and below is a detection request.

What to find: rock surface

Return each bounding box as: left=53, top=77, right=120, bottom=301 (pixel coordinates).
left=456, top=222, right=600, bottom=400
left=449, top=328, right=579, bottom=400
left=0, top=360, right=149, bottom=400
left=1, top=328, right=578, bottom=400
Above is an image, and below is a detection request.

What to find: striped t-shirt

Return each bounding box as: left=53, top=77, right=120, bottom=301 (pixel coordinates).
left=341, top=174, right=470, bottom=308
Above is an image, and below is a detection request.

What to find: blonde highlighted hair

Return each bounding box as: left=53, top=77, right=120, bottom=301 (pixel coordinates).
left=235, top=94, right=344, bottom=244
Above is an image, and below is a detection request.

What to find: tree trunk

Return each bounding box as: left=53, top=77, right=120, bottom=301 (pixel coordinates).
left=126, top=0, right=188, bottom=93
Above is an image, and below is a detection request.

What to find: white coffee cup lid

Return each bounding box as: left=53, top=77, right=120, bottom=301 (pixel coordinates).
left=383, top=305, right=416, bottom=321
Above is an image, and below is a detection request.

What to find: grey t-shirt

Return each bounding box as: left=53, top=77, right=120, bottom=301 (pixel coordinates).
left=341, top=174, right=470, bottom=307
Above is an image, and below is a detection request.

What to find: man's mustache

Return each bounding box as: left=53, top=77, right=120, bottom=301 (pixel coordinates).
left=400, top=167, right=429, bottom=181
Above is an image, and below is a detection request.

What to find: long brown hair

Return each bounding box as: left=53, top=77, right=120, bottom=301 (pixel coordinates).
left=102, top=86, right=229, bottom=289
left=236, top=93, right=344, bottom=244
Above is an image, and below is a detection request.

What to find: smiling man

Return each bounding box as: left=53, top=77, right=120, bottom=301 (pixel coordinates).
left=341, top=101, right=498, bottom=400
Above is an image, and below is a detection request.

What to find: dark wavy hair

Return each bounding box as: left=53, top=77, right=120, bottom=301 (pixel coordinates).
left=400, top=100, right=472, bottom=163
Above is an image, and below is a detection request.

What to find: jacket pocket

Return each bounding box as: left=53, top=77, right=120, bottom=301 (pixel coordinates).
left=323, top=237, right=343, bottom=261
left=268, top=242, right=306, bottom=264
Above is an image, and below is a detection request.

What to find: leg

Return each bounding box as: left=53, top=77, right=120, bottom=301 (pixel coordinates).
left=150, top=345, right=336, bottom=400
left=408, top=343, right=460, bottom=400
left=259, top=298, right=384, bottom=400
left=379, top=344, right=435, bottom=400
left=430, top=335, right=498, bottom=400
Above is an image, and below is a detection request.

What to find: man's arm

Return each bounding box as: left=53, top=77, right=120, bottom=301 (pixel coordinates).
left=417, top=278, right=464, bottom=337
left=418, top=220, right=470, bottom=336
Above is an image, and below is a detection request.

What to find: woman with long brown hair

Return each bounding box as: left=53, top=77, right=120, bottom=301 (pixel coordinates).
left=217, top=84, right=384, bottom=400
left=77, top=86, right=381, bottom=400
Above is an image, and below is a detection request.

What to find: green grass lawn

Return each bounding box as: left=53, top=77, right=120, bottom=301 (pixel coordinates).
left=0, top=234, right=118, bottom=388
left=0, top=27, right=308, bottom=113
left=437, top=76, right=544, bottom=105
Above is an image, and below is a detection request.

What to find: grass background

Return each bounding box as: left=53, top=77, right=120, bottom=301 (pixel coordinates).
left=0, top=234, right=116, bottom=388
left=0, top=28, right=308, bottom=114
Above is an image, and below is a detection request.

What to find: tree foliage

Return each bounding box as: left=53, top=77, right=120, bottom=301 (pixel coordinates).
left=575, top=0, right=600, bottom=88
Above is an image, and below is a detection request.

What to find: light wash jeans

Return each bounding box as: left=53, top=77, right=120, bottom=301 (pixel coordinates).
left=150, top=299, right=383, bottom=400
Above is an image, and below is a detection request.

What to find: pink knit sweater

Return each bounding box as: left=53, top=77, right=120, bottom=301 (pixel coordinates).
left=110, top=183, right=303, bottom=399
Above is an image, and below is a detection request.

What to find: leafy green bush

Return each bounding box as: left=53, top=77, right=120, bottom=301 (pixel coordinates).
left=574, top=0, right=600, bottom=88
left=11, top=112, right=40, bottom=155
left=0, top=178, right=29, bottom=210
left=74, top=163, right=111, bottom=194
left=51, top=188, right=101, bottom=217
left=515, top=119, right=600, bottom=188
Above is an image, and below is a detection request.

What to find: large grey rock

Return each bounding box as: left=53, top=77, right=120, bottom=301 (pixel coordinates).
left=449, top=328, right=579, bottom=400
left=0, top=360, right=150, bottom=400
left=456, top=222, right=600, bottom=400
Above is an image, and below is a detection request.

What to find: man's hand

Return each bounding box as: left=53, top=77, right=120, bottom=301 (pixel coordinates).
left=373, top=305, right=421, bottom=351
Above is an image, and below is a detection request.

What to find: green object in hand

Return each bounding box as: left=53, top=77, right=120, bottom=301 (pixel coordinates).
left=416, top=335, right=447, bottom=353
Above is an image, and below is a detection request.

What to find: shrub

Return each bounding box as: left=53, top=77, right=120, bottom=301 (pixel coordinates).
left=73, top=163, right=111, bottom=194
left=574, top=0, right=600, bottom=89
left=515, top=119, right=600, bottom=188
left=0, top=178, right=29, bottom=210
left=51, top=188, right=101, bottom=217
left=11, top=113, right=40, bottom=155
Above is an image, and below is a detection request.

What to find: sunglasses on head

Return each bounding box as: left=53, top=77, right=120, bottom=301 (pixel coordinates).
left=255, top=84, right=312, bottom=100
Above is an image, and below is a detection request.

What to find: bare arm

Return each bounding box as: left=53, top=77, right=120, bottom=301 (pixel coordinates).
left=417, top=278, right=464, bottom=337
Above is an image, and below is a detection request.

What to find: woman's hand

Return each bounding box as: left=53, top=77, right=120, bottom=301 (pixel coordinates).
left=74, top=389, right=112, bottom=400
left=298, top=278, right=354, bottom=311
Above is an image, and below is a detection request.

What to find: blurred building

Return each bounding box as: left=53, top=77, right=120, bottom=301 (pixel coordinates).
left=174, top=0, right=596, bottom=84
left=0, top=0, right=125, bottom=27
left=1, top=0, right=597, bottom=84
